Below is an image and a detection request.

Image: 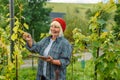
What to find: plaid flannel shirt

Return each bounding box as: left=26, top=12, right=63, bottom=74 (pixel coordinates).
left=26, top=36, right=72, bottom=80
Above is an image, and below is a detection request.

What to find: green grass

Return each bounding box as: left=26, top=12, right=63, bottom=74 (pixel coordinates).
left=46, top=3, right=97, bottom=20
left=19, top=59, right=94, bottom=80
left=46, top=3, right=96, bottom=13
left=19, top=67, right=37, bottom=80
left=67, top=59, right=94, bottom=80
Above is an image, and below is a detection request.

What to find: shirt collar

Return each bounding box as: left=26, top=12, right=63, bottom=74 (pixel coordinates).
left=47, top=36, right=63, bottom=43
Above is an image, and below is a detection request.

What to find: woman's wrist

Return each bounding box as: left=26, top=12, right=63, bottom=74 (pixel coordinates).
left=27, top=39, right=33, bottom=48
left=50, top=59, right=54, bottom=64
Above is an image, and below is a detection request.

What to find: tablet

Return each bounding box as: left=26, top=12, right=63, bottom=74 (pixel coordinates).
left=29, top=54, right=48, bottom=59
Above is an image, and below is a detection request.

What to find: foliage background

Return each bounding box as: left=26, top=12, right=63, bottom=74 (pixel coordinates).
left=0, top=0, right=120, bottom=80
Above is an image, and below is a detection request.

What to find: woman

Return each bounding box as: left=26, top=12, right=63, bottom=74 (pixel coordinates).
left=23, top=17, right=72, bottom=80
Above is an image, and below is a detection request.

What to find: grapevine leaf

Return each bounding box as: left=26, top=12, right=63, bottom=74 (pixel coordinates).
left=0, top=76, right=5, bottom=79
left=13, top=26, right=19, bottom=33
left=18, top=29, right=24, bottom=34
left=23, top=23, right=29, bottom=29
left=11, top=34, right=18, bottom=41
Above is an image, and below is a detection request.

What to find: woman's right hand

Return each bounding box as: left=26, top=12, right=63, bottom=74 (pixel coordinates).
left=23, top=32, right=32, bottom=41
left=23, top=32, right=33, bottom=47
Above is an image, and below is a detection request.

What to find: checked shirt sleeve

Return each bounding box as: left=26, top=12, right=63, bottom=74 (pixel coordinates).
left=59, top=40, right=72, bottom=68
left=26, top=38, right=46, bottom=53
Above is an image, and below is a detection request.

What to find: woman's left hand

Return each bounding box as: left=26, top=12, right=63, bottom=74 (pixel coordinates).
left=43, top=56, right=61, bottom=66
left=45, top=56, right=53, bottom=63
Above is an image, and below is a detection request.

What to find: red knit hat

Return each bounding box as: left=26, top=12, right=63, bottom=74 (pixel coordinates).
left=52, top=18, right=66, bottom=32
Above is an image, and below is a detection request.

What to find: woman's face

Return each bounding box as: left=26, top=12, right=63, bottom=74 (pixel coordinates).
left=50, top=25, right=60, bottom=37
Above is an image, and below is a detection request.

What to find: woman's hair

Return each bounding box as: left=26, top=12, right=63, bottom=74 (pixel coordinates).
left=49, top=21, right=64, bottom=37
